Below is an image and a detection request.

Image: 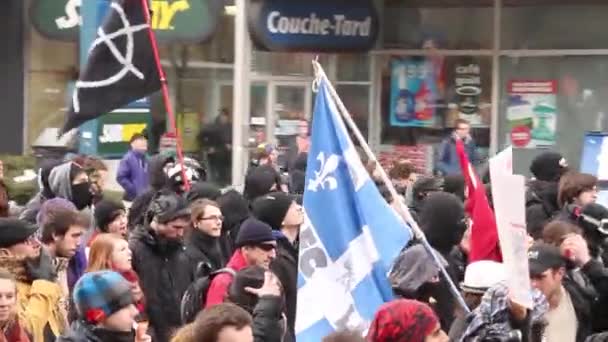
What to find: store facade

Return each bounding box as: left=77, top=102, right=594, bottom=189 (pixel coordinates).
left=24, top=0, right=608, bottom=186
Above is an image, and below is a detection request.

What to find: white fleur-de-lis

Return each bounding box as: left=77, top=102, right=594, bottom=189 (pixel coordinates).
left=308, top=152, right=339, bottom=192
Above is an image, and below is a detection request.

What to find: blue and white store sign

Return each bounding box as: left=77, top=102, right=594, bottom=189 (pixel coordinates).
left=248, top=0, right=379, bottom=52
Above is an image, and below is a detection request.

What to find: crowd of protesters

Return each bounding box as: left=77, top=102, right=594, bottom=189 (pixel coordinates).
left=0, top=120, right=606, bottom=341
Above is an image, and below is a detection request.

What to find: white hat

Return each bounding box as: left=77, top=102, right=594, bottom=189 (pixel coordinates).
left=461, top=260, right=506, bottom=294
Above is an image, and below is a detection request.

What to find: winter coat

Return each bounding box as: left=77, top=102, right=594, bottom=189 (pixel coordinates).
left=127, top=154, right=173, bottom=230
left=581, top=259, right=608, bottom=332
left=184, top=228, right=226, bottom=275
left=252, top=296, right=290, bottom=342
left=116, top=150, right=149, bottom=201
left=57, top=320, right=135, bottom=342
left=270, top=233, right=298, bottom=339
left=525, top=180, right=560, bottom=239
left=562, top=272, right=596, bottom=342
left=0, top=255, right=68, bottom=342
left=0, top=319, right=31, bottom=342
left=205, top=249, right=249, bottom=308
left=129, top=226, right=193, bottom=342
left=435, top=135, right=479, bottom=176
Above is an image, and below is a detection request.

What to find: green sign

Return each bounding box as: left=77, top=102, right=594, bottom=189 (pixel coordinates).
left=30, top=0, right=222, bottom=42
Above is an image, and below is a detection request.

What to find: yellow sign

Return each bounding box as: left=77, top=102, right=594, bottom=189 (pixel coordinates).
left=150, top=0, right=190, bottom=30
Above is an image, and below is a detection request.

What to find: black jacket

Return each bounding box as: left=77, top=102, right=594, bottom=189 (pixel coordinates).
left=525, top=180, right=560, bottom=239
left=270, top=234, right=298, bottom=340
left=581, top=259, right=608, bottom=332
left=184, top=228, right=226, bottom=275
left=252, top=296, right=292, bottom=342
left=563, top=273, right=596, bottom=342
left=57, top=320, right=136, bottom=342
left=129, top=226, right=194, bottom=342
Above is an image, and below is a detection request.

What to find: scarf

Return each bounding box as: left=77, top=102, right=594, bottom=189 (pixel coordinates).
left=188, top=228, right=225, bottom=270
left=1, top=317, right=30, bottom=342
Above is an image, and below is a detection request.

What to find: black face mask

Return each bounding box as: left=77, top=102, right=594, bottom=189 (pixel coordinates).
left=71, top=182, right=93, bottom=210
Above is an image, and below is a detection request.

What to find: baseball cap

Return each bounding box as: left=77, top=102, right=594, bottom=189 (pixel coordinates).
left=528, top=242, right=565, bottom=276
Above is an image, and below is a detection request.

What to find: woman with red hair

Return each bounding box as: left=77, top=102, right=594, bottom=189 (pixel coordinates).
left=86, top=234, right=145, bottom=317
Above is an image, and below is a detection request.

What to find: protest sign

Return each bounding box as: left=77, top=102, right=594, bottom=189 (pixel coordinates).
left=490, top=148, right=533, bottom=308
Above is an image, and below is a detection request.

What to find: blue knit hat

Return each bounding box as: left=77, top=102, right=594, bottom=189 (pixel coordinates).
left=73, top=271, right=134, bottom=324
left=235, top=218, right=275, bottom=248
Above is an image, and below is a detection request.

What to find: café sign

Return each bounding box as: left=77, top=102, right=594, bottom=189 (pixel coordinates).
left=30, top=0, right=222, bottom=42
left=248, top=0, right=379, bottom=52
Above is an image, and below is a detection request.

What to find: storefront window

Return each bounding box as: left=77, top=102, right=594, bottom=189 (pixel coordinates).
left=382, top=1, right=494, bottom=50
left=251, top=51, right=330, bottom=77
left=499, top=56, right=608, bottom=175
left=336, top=84, right=370, bottom=139
left=26, top=27, right=78, bottom=148
left=501, top=3, right=608, bottom=50
left=379, top=54, right=492, bottom=169
left=336, top=54, right=370, bottom=82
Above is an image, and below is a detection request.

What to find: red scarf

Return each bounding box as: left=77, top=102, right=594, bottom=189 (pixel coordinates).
left=119, top=269, right=146, bottom=314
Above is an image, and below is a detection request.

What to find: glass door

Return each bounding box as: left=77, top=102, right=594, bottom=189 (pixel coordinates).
left=269, top=82, right=312, bottom=170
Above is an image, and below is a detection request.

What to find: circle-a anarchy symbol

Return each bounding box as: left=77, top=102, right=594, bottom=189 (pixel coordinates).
left=72, top=2, right=149, bottom=113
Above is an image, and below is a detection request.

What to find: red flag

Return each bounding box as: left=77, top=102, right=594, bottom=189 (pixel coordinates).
left=455, top=140, right=502, bottom=262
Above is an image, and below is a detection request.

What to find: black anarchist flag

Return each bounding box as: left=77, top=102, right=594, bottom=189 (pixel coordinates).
left=61, top=0, right=161, bottom=134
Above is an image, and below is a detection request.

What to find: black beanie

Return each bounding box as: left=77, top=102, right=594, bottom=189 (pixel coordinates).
left=94, top=200, right=125, bottom=232
left=244, top=165, right=281, bottom=201
left=251, top=192, right=294, bottom=230
left=186, top=182, right=222, bottom=203
left=235, top=218, right=275, bottom=247
left=530, top=152, right=568, bottom=182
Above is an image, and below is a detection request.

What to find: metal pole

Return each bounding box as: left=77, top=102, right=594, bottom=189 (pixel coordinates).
left=490, top=0, right=501, bottom=156
left=231, top=0, right=252, bottom=189
left=312, top=60, right=471, bottom=314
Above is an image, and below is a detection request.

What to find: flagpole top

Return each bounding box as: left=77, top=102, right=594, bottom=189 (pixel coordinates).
left=312, top=58, right=322, bottom=93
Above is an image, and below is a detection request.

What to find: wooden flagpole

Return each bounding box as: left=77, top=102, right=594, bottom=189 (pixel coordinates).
left=139, top=0, right=190, bottom=191
left=312, top=60, right=470, bottom=314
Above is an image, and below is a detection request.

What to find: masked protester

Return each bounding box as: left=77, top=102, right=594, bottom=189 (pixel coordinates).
left=19, top=160, right=63, bottom=224
left=216, top=190, right=250, bottom=258
left=129, top=191, right=194, bottom=342
left=58, top=271, right=151, bottom=342
left=0, top=218, right=68, bottom=341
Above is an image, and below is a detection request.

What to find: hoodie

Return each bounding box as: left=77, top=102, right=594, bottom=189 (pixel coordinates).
left=525, top=179, right=560, bottom=239
left=128, top=154, right=173, bottom=230
left=48, top=163, right=74, bottom=201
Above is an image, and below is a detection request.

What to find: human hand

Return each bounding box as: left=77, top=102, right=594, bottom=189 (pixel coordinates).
left=560, top=234, right=591, bottom=266
left=244, top=272, right=281, bottom=297
left=25, top=250, right=56, bottom=282
left=135, top=321, right=150, bottom=342
left=509, top=298, right=528, bottom=322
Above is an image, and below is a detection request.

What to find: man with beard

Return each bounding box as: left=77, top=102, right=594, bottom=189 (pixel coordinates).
left=129, top=191, right=193, bottom=342
left=251, top=192, right=303, bottom=339
left=0, top=218, right=68, bottom=342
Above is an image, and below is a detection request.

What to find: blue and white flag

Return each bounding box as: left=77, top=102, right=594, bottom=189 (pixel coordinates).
left=296, top=78, right=412, bottom=341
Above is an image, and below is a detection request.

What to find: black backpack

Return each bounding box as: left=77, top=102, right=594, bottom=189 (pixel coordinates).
left=180, top=265, right=236, bottom=324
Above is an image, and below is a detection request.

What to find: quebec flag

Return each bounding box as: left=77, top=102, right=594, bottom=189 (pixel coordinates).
left=296, top=78, right=412, bottom=341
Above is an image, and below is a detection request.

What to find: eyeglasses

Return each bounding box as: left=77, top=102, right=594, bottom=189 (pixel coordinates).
left=201, top=215, right=224, bottom=222
left=255, top=243, right=276, bottom=252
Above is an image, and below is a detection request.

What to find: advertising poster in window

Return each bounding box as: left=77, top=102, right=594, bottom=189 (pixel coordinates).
left=389, top=58, right=442, bottom=127
left=507, top=80, right=557, bottom=148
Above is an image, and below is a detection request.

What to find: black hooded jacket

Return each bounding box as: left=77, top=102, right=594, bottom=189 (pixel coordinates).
left=184, top=228, right=226, bottom=275
left=216, top=190, right=250, bottom=257
left=57, top=320, right=136, bottom=342
left=270, top=234, right=298, bottom=340
left=526, top=180, right=561, bottom=239
left=419, top=192, right=467, bottom=330
left=128, top=154, right=172, bottom=230
left=129, top=225, right=193, bottom=342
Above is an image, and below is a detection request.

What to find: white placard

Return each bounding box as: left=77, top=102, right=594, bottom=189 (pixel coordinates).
left=490, top=150, right=533, bottom=308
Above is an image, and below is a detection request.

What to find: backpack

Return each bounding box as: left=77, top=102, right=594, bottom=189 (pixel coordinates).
left=180, top=265, right=236, bottom=324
